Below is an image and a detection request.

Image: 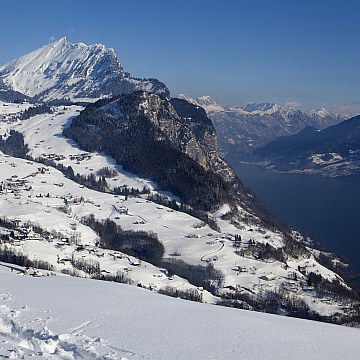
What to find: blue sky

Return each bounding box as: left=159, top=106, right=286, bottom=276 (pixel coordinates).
left=1, top=0, right=360, bottom=113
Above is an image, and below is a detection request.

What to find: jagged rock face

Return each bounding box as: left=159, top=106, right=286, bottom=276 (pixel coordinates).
left=167, top=98, right=221, bottom=172
left=96, top=92, right=230, bottom=176
left=98, top=93, right=218, bottom=170
left=0, top=37, right=169, bottom=101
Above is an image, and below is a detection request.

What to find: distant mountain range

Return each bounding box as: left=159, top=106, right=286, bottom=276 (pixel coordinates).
left=179, top=94, right=349, bottom=156
left=0, top=37, right=169, bottom=101
left=253, top=115, right=360, bottom=178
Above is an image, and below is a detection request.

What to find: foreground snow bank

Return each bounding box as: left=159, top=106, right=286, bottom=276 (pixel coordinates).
left=0, top=266, right=359, bottom=359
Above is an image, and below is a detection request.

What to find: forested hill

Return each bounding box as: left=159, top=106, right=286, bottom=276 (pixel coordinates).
left=63, top=92, right=282, bottom=229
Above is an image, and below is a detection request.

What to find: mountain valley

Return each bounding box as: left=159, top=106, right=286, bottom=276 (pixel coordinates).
left=0, top=38, right=359, bottom=330
left=252, top=116, right=360, bottom=178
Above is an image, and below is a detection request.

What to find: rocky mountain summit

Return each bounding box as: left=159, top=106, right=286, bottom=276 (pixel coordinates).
left=0, top=37, right=169, bottom=101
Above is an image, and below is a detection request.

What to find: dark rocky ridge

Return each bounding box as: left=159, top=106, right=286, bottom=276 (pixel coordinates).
left=63, top=91, right=282, bottom=230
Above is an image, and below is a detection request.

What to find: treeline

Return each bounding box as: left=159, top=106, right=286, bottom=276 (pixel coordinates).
left=0, top=217, right=17, bottom=231
left=71, top=256, right=100, bottom=276
left=238, top=238, right=307, bottom=263
left=218, top=287, right=321, bottom=321
left=81, top=215, right=165, bottom=264
left=0, top=130, right=29, bottom=157
left=148, top=193, right=219, bottom=231
left=21, top=104, right=53, bottom=120
left=161, top=258, right=223, bottom=293
left=305, top=271, right=360, bottom=301
left=0, top=88, right=35, bottom=104
left=219, top=285, right=360, bottom=325
left=0, top=244, right=54, bottom=272
left=158, top=286, right=203, bottom=302
left=114, top=185, right=150, bottom=198
left=315, top=251, right=360, bottom=288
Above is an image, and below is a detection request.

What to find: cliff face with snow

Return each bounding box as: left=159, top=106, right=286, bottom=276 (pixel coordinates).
left=0, top=37, right=170, bottom=101
left=63, top=92, right=263, bottom=218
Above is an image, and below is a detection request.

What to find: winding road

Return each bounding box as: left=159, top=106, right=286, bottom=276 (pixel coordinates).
left=200, top=242, right=225, bottom=262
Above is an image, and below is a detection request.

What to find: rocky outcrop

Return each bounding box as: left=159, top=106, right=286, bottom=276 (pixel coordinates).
left=63, top=92, right=278, bottom=228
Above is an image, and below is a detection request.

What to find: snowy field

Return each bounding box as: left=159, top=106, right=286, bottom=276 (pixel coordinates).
left=0, top=265, right=359, bottom=360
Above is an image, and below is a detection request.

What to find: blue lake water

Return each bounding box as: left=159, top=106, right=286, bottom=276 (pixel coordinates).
left=230, top=163, right=360, bottom=275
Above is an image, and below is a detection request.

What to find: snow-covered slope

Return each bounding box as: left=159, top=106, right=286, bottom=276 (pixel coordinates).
left=0, top=100, right=358, bottom=325
left=1, top=265, right=359, bottom=360
left=0, top=38, right=169, bottom=101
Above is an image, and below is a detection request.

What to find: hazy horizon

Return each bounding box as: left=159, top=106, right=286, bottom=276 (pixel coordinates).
left=1, top=0, right=359, bottom=113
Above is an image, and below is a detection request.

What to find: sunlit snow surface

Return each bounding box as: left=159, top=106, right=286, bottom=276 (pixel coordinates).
left=0, top=266, right=359, bottom=359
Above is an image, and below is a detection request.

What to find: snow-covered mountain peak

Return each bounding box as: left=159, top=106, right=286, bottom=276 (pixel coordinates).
left=51, top=36, right=68, bottom=45
left=197, top=95, right=217, bottom=106
left=0, top=38, right=169, bottom=101
left=240, top=102, right=281, bottom=114
left=307, top=108, right=332, bottom=118
left=177, top=94, right=224, bottom=112
left=196, top=95, right=224, bottom=111
left=177, top=93, right=199, bottom=105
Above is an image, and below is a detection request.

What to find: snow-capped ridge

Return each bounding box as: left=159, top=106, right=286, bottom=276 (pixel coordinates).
left=177, top=93, right=199, bottom=106
left=307, top=107, right=346, bottom=120
left=189, top=95, right=349, bottom=155
left=177, top=94, right=224, bottom=112
left=0, top=38, right=169, bottom=101
left=240, top=102, right=281, bottom=114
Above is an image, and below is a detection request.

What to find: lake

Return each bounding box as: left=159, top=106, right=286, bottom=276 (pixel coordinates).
left=230, top=163, right=360, bottom=277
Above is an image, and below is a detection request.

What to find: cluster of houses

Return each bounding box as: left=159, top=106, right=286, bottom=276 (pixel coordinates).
left=69, top=153, right=92, bottom=162
left=0, top=177, right=32, bottom=194
left=0, top=110, right=19, bottom=123
left=36, top=152, right=92, bottom=164
left=41, top=153, right=66, bottom=161
left=0, top=220, right=43, bottom=243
